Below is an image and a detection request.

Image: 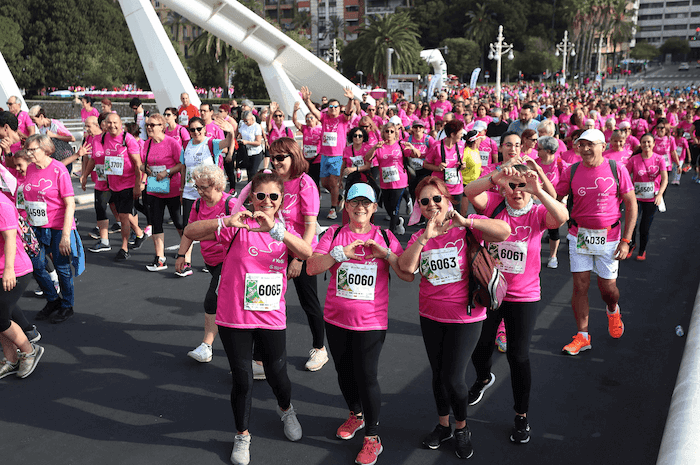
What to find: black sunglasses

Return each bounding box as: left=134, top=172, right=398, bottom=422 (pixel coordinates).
left=273, top=114, right=284, bottom=118
left=509, top=182, right=527, bottom=189
left=271, top=154, right=291, bottom=162
left=254, top=192, right=280, bottom=201
left=188, top=126, right=205, bottom=133
left=352, top=133, right=364, bottom=138
left=420, top=195, right=442, bottom=206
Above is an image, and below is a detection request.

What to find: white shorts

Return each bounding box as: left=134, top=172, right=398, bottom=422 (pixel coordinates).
left=567, top=234, right=619, bottom=280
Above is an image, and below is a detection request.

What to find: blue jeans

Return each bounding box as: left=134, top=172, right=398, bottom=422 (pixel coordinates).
left=31, top=228, right=75, bottom=309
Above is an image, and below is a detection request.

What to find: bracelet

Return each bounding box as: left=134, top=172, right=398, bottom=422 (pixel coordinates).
left=417, top=239, right=427, bottom=247
left=488, top=175, right=495, bottom=186
left=620, top=238, right=631, bottom=244
left=177, top=254, right=186, bottom=259
left=385, top=248, right=391, bottom=260
left=293, top=257, right=304, bottom=263
left=469, top=217, right=474, bottom=229
left=330, top=245, right=350, bottom=263
left=269, top=222, right=286, bottom=241
left=217, top=217, right=225, bottom=236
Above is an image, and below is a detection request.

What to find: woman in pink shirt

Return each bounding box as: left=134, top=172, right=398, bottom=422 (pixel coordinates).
left=292, top=101, right=323, bottom=185
left=671, top=127, right=688, bottom=185
left=79, top=96, right=100, bottom=122
left=630, top=109, right=649, bottom=140
left=184, top=170, right=312, bottom=464
left=163, top=107, right=190, bottom=150
left=424, top=120, right=466, bottom=205
left=652, top=120, right=678, bottom=175
left=416, top=104, right=435, bottom=134
left=465, top=164, right=568, bottom=446
left=474, top=103, right=491, bottom=124
left=398, top=176, right=510, bottom=458
left=307, top=183, right=413, bottom=465
left=625, top=134, right=668, bottom=261
left=520, top=129, right=538, bottom=158
left=267, top=103, right=295, bottom=146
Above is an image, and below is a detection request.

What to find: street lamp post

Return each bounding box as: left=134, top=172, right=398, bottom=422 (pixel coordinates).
left=555, top=30, right=576, bottom=85
left=356, top=70, right=364, bottom=88
left=488, top=25, right=514, bottom=102
left=386, top=47, right=395, bottom=91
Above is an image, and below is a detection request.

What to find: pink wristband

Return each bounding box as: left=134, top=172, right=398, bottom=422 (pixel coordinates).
left=469, top=217, right=474, bottom=229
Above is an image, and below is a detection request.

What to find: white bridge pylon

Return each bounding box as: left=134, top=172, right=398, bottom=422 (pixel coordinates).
left=0, top=52, right=29, bottom=113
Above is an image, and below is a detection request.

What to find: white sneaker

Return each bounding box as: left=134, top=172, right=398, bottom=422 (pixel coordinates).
left=230, top=433, right=251, bottom=465
left=395, top=217, right=405, bottom=236
left=305, top=347, right=329, bottom=371
left=278, top=403, right=303, bottom=441
left=187, top=343, right=212, bottom=363
left=252, top=360, right=266, bottom=380
left=406, top=197, right=413, bottom=215
left=547, top=256, right=558, bottom=269
left=327, top=208, right=337, bottom=220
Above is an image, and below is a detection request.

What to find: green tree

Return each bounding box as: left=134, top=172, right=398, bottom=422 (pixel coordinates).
left=190, top=31, right=236, bottom=98
left=513, top=37, right=558, bottom=76
left=440, top=38, right=480, bottom=81
left=465, top=2, right=496, bottom=68
left=630, top=41, right=659, bottom=61
left=659, top=37, right=691, bottom=60
left=230, top=51, right=268, bottom=99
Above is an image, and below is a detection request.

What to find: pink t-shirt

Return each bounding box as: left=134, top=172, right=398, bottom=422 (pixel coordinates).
left=631, top=119, right=649, bottom=139
left=372, top=141, right=409, bottom=190
left=267, top=122, right=293, bottom=145
left=560, top=149, right=582, bottom=164
left=188, top=192, right=235, bottom=266
left=674, top=136, right=689, bottom=162
left=204, top=122, right=225, bottom=141
left=11, top=112, right=36, bottom=153
left=407, top=134, right=433, bottom=158
left=316, top=224, right=404, bottom=331
left=603, top=148, right=632, bottom=165
left=431, top=101, right=452, bottom=121
left=104, top=132, right=141, bottom=192
left=141, top=137, right=183, bottom=198
left=0, top=194, right=33, bottom=277
left=215, top=218, right=301, bottom=330
left=301, top=125, right=322, bottom=164
left=281, top=173, right=320, bottom=249
left=415, top=116, right=434, bottom=132
left=478, top=138, right=498, bottom=166
left=653, top=135, right=676, bottom=170
left=536, top=155, right=568, bottom=186
left=482, top=192, right=549, bottom=302
left=319, top=113, right=351, bottom=157
left=165, top=125, right=191, bottom=150
left=626, top=154, right=667, bottom=202
left=23, top=159, right=75, bottom=230
left=343, top=144, right=371, bottom=174
left=87, top=135, right=110, bottom=192
left=407, top=219, right=488, bottom=324
left=80, top=107, right=100, bottom=122
left=624, top=135, right=640, bottom=153
left=555, top=159, right=634, bottom=241
left=425, top=140, right=465, bottom=195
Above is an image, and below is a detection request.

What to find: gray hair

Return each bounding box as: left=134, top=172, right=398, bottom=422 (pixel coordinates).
left=537, top=119, right=555, bottom=136
left=491, top=107, right=503, bottom=116
left=192, top=164, right=226, bottom=192
left=538, top=136, right=559, bottom=153
left=10, top=95, right=22, bottom=105
left=28, top=105, right=42, bottom=118
left=25, top=133, right=55, bottom=155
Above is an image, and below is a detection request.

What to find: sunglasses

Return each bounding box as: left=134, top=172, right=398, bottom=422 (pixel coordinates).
left=188, top=126, right=205, bottom=133
left=273, top=114, right=284, bottom=118
left=254, top=192, right=280, bottom=201
left=352, top=133, right=364, bottom=138
left=328, top=104, right=339, bottom=109
left=359, top=125, right=370, bottom=129
left=420, top=195, right=442, bottom=206
left=163, top=113, right=173, bottom=117
left=384, top=129, right=395, bottom=134
left=348, top=198, right=372, bottom=207
left=145, top=123, right=162, bottom=129
left=508, top=182, right=527, bottom=190
left=367, top=108, right=376, bottom=112
left=270, top=154, right=291, bottom=162
left=529, top=138, right=537, bottom=142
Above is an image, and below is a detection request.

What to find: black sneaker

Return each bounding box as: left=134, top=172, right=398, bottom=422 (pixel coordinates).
left=24, top=325, right=41, bottom=343
left=510, top=415, right=530, bottom=444
left=131, top=234, right=147, bottom=250
left=454, top=426, right=474, bottom=459
left=422, top=424, right=453, bottom=450
left=202, top=264, right=210, bottom=273
left=88, top=240, right=112, bottom=253
left=35, top=299, right=61, bottom=321
left=114, top=249, right=130, bottom=261
left=468, top=372, right=496, bottom=406
left=89, top=226, right=100, bottom=240
left=127, top=231, right=137, bottom=245
left=110, top=223, right=122, bottom=233
left=51, top=307, right=74, bottom=324
left=146, top=256, right=167, bottom=272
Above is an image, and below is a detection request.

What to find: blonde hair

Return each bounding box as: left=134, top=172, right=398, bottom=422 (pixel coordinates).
left=192, top=164, right=226, bottom=192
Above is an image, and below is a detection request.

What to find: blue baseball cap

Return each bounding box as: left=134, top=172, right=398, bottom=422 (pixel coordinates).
left=346, top=183, right=376, bottom=203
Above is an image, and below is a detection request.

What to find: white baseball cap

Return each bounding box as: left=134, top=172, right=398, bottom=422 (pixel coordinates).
left=575, top=129, right=605, bottom=144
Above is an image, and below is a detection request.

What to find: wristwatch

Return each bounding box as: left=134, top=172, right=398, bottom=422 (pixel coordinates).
left=166, top=168, right=171, bottom=177
left=293, top=257, right=304, bottom=263
left=177, top=253, right=186, bottom=258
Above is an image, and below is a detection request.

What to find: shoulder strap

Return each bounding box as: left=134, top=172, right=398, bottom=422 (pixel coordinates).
left=379, top=228, right=390, bottom=248
left=331, top=224, right=344, bottom=245
left=440, top=140, right=446, bottom=164
left=195, top=198, right=201, bottom=214
left=225, top=228, right=241, bottom=256
left=144, top=139, right=153, bottom=167
left=608, top=159, right=620, bottom=196
left=123, top=132, right=129, bottom=148
left=224, top=195, right=234, bottom=216
left=286, top=127, right=292, bottom=138
left=566, top=161, right=581, bottom=219
left=490, top=200, right=507, bottom=219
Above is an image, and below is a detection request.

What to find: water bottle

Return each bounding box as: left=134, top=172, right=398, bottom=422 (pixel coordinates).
left=675, top=325, right=684, bottom=337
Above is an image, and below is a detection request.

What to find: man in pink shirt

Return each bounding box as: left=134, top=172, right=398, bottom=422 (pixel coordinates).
left=6, top=96, right=35, bottom=152
left=555, top=129, right=637, bottom=356
left=200, top=103, right=225, bottom=140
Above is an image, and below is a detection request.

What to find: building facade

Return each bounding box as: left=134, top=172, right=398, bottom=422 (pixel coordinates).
left=633, top=0, right=700, bottom=50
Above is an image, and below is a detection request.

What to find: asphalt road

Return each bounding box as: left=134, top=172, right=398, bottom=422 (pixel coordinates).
left=2, top=172, right=699, bottom=465
left=609, top=63, right=700, bottom=90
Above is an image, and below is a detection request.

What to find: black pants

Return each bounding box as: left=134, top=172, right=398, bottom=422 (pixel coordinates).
left=182, top=198, right=195, bottom=228
left=224, top=157, right=237, bottom=192
left=471, top=301, right=539, bottom=414
left=326, top=323, right=386, bottom=436
left=382, top=187, right=405, bottom=231
left=203, top=262, right=222, bottom=315
left=308, top=163, right=321, bottom=187
left=409, top=168, right=431, bottom=202
left=246, top=152, right=264, bottom=182
left=291, top=258, right=325, bottom=349
left=0, top=274, right=31, bottom=332
left=420, top=316, right=483, bottom=422
left=631, top=201, right=657, bottom=254
left=145, top=195, right=183, bottom=234
left=218, top=326, right=292, bottom=433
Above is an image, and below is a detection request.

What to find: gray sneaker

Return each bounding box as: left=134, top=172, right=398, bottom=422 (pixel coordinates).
left=0, top=358, right=19, bottom=379
left=278, top=403, right=302, bottom=441
left=230, top=433, right=251, bottom=465
left=187, top=343, right=213, bottom=363
left=17, top=343, right=44, bottom=379
left=252, top=361, right=266, bottom=380
left=24, top=325, right=41, bottom=343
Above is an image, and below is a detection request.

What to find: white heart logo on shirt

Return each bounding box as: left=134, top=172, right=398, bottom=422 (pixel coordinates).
left=512, top=226, right=532, bottom=241
left=545, top=171, right=556, bottom=182
left=283, top=193, right=298, bottom=211
left=25, top=178, right=53, bottom=194
left=593, top=176, right=616, bottom=193
left=445, top=238, right=465, bottom=255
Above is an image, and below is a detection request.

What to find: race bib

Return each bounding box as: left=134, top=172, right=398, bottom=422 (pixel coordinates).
left=479, top=151, right=490, bottom=167
left=420, top=247, right=461, bottom=285
left=25, top=200, right=48, bottom=227
left=683, top=132, right=690, bottom=139
left=336, top=262, right=377, bottom=301
left=435, top=108, right=444, bottom=117
left=15, top=185, right=25, bottom=210
left=634, top=181, right=654, bottom=200
left=444, top=167, right=460, bottom=185
left=150, top=165, right=166, bottom=175
left=104, top=156, right=124, bottom=176
left=408, top=157, right=424, bottom=170
left=488, top=241, right=527, bottom=275
left=381, top=165, right=400, bottom=183
left=663, top=153, right=670, bottom=167
left=350, top=156, right=365, bottom=167
left=185, top=167, right=196, bottom=187
left=322, top=132, right=338, bottom=147
left=178, top=112, right=189, bottom=126
left=244, top=273, right=283, bottom=311
left=303, top=144, right=318, bottom=159
left=95, top=164, right=107, bottom=181
left=676, top=147, right=683, bottom=158
left=576, top=227, right=607, bottom=255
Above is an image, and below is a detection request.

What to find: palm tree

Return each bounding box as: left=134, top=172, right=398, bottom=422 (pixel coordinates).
left=465, top=2, right=497, bottom=69
left=190, top=31, right=236, bottom=98
left=292, top=9, right=312, bottom=32
left=352, top=11, right=422, bottom=86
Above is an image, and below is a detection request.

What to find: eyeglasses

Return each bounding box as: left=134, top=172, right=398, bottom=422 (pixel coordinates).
left=328, top=104, right=339, bottom=109
left=25, top=147, right=41, bottom=155
left=254, top=192, right=280, bottom=201
left=188, top=126, right=205, bottom=133
left=503, top=143, right=521, bottom=148
left=145, top=123, right=162, bottom=129
left=130, top=106, right=138, bottom=110
left=348, top=198, right=372, bottom=207
left=508, top=182, right=527, bottom=190
left=352, top=133, right=364, bottom=138
left=193, top=184, right=212, bottom=191
left=367, top=108, right=376, bottom=112
left=270, top=154, right=291, bottom=162
left=384, top=129, right=395, bottom=134
left=420, top=195, right=442, bottom=206
left=163, top=113, right=173, bottom=117
left=529, top=138, right=537, bottom=142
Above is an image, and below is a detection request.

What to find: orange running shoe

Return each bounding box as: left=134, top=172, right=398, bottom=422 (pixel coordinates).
left=562, top=333, right=592, bottom=355
left=608, top=307, right=625, bottom=338
left=636, top=252, right=646, bottom=261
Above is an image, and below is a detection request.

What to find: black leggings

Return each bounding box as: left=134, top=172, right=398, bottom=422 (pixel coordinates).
left=182, top=198, right=195, bottom=228
left=145, top=195, right=183, bottom=234
left=218, top=326, right=292, bottom=433
left=420, top=316, right=483, bottom=422
left=326, top=323, right=386, bottom=436
left=631, top=201, right=657, bottom=254
left=246, top=152, right=264, bottom=182
left=291, top=257, right=325, bottom=349
left=203, top=262, right=222, bottom=315
left=308, top=163, right=321, bottom=187
left=471, top=300, right=539, bottom=414
left=224, top=157, right=237, bottom=192
left=382, top=187, right=405, bottom=231
left=0, top=274, right=31, bottom=332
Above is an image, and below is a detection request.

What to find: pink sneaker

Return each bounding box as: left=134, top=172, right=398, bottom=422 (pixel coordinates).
left=355, top=436, right=383, bottom=465
left=337, top=412, right=365, bottom=440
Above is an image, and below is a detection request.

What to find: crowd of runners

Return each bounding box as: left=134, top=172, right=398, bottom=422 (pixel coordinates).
left=0, top=80, right=697, bottom=465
